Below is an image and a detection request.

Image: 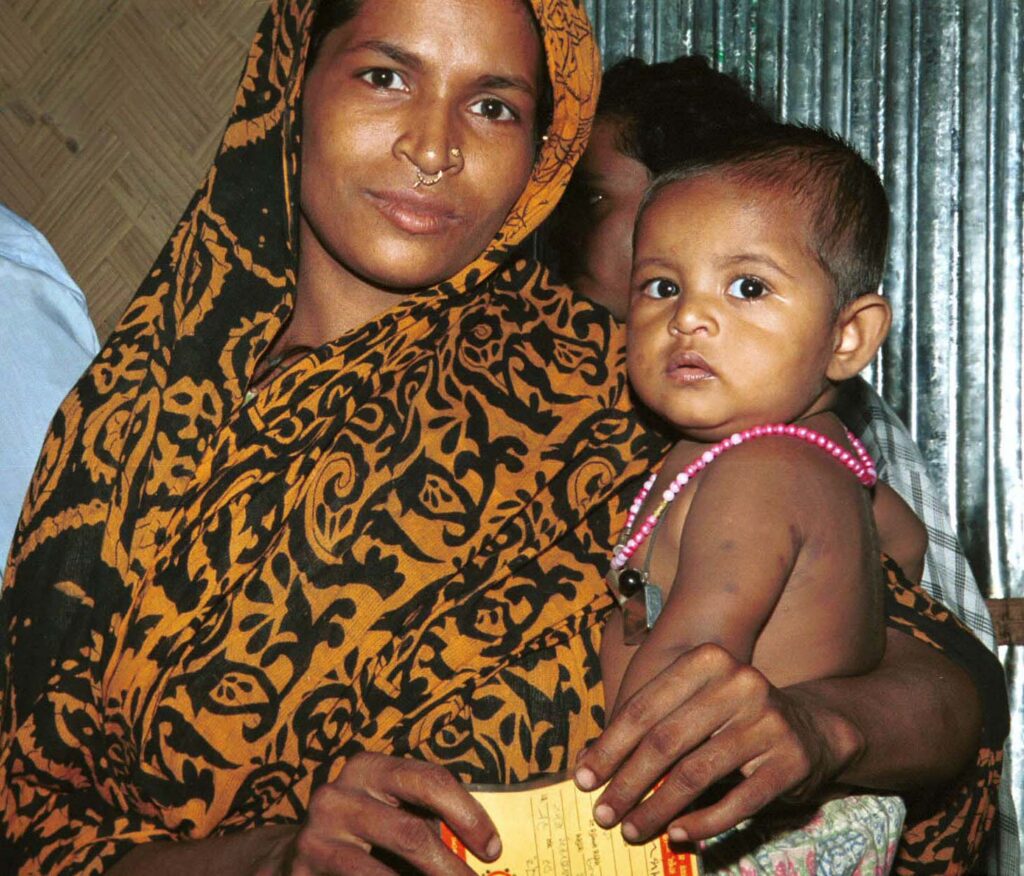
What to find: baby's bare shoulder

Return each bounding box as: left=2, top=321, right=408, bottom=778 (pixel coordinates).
left=699, top=434, right=860, bottom=493
left=687, top=435, right=869, bottom=544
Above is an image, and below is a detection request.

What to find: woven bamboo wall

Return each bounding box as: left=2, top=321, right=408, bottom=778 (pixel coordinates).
left=0, top=0, right=265, bottom=340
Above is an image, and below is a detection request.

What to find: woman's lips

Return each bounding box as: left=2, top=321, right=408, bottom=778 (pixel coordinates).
left=666, top=350, right=715, bottom=383
left=366, top=189, right=464, bottom=236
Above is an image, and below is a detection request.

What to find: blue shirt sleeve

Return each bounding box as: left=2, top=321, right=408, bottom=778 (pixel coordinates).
left=0, top=204, right=100, bottom=574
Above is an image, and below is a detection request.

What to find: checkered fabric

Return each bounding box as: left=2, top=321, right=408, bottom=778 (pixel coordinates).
left=839, top=377, right=1018, bottom=875
left=839, top=380, right=993, bottom=640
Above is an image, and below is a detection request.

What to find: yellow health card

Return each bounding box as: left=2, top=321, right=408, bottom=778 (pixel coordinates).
left=441, top=773, right=702, bottom=876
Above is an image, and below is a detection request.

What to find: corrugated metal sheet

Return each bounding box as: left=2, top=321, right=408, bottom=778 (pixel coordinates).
left=585, top=0, right=1023, bottom=865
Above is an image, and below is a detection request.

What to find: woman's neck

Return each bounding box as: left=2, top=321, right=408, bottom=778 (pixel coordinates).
left=281, top=215, right=410, bottom=351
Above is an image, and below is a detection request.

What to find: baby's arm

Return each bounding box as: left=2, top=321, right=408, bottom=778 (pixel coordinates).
left=871, top=481, right=927, bottom=583
left=606, top=443, right=804, bottom=712
left=602, top=442, right=884, bottom=717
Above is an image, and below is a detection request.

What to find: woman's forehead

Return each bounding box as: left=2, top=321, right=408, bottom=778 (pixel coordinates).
left=327, top=0, right=542, bottom=82
left=580, top=119, right=650, bottom=190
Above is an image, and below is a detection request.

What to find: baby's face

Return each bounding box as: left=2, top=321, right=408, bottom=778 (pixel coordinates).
left=627, top=174, right=840, bottom=441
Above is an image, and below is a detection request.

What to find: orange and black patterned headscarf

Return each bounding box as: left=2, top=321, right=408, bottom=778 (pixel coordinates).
left=0, top=1, right=665, bottom=872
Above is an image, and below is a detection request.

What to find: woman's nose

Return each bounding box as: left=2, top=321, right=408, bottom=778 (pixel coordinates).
left=668, top=292, right=718, bottom=337
left=393, top=97, right=463, bottom=178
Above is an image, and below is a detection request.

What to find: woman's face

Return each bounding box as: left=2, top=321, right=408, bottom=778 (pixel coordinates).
left=554, top=117, right=650, bottom=319
left=300, top=0, right=542, bottom=291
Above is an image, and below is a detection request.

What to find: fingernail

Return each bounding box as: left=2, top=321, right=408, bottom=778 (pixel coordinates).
left=621, top=822, right=639, bottom=842
left=669, top=826, right=689, bottom=843
left=575, top=766, right=597, bottom=790
left=594, top=803, right=616, bottom=827
left=486, top=836, right=502, bottom=860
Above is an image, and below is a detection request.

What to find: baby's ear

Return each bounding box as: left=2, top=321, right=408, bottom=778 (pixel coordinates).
left=827, top=293, right=892, bottom=381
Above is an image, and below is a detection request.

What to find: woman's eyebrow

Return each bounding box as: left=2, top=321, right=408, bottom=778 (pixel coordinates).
left=342, top=41, right=535, bottom=98
left=475, top=73, right=537, bottom=97
left=346, top=39, right=423, bottom=71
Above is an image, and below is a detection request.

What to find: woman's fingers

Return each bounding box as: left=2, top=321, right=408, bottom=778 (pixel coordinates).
left=339, top=753, right=500, bottom=861
left=576, top=645, right=724, bottom=793
left=612, top=717, right=806, bottom=842
left=609, top=726, right=763, bottom=841
left=578, top=647, right=761, bottom=820
left=285, top=753, right=500, bottom=876
left=297, top=781, right=481, bottom=876
left=289, top=828, right=396, bottom=876
left=666, top=760, right=800, bottom=842
left=577, top=644, right=840, bottom=843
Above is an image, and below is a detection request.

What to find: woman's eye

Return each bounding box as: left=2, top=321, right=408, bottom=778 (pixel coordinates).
left=566, top=181, right=603, bottom=209
left=641, top=278, right=680, bottom=299
left=359, top=68, right=407, bottom=91
left=470, top=97, right=518, bottom=122
left=726, top=277, right=768, bottom=300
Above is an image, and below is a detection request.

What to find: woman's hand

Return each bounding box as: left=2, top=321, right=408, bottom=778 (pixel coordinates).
left=573, top=644, right=864, bottom=844
left=259, top=752, right=501, bottom=876
left=107, top=753, right=501, bottom=876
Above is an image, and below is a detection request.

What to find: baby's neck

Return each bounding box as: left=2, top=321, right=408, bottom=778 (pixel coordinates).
left=674, top=384, right=843, bottom=446
left=675, top=408, right=843, bottom=449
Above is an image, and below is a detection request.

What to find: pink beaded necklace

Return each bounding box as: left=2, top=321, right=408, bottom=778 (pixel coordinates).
left=610, top=422, right=877, bottom=574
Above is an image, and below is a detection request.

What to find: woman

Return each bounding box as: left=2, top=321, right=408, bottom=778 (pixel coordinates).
left=0, top=6, right=1004, bottom=876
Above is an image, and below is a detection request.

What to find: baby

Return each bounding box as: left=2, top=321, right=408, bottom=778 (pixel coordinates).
left=601, top=125, right=926, bottom=710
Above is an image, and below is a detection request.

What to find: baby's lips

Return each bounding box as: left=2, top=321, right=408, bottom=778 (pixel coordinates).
left=667, top=349, right=715, bottom=376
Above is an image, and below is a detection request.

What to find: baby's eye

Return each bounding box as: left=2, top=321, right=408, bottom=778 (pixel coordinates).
left=640, top=278, right=680, bottom=299
left=726, top=277, right=769, bottom=300
left=469, top=97, right=518, bottom=122
left=586, top=187, right=607, bottom=206
left=359, top=68, right=408, bottom=91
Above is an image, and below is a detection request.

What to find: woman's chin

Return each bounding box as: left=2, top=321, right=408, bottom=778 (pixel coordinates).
left=349, top=247, right=479, bottom=293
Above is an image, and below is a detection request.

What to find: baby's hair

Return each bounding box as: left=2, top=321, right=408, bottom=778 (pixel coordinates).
left=640, top=125, right=890, bottom=310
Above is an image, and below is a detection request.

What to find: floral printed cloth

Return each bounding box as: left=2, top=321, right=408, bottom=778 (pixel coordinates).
left=704, top=794, right=905, bottom=876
